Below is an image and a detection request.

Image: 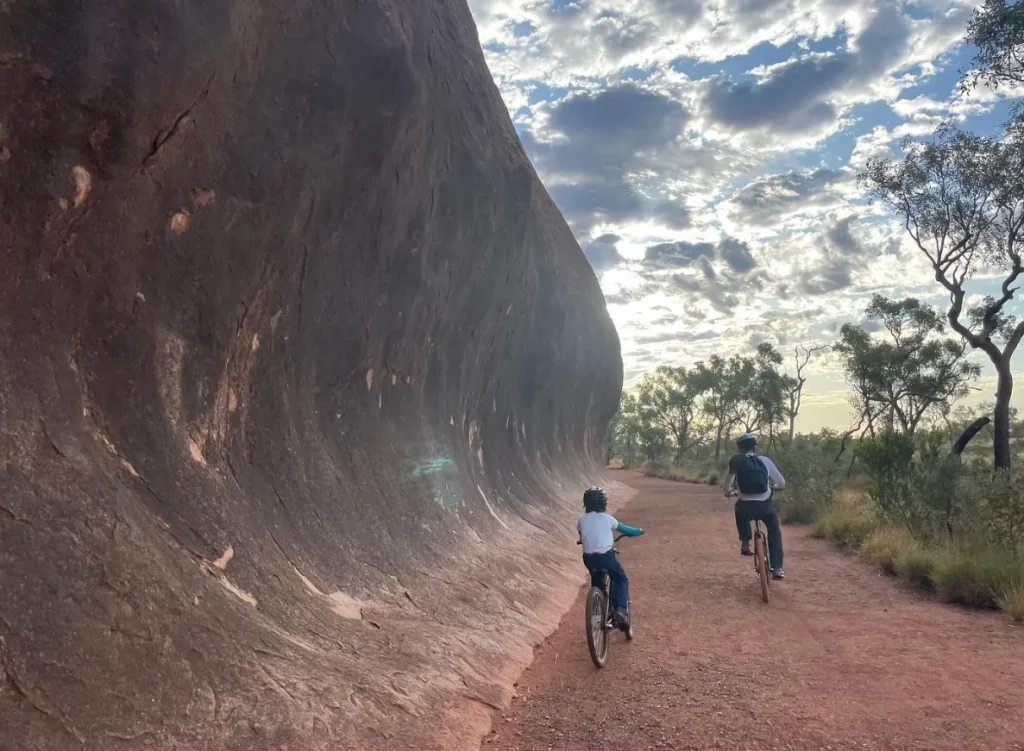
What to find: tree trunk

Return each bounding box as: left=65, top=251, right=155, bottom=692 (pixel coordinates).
left=994, top=360, right=1013, bottom=470
left=674, top=425, right=688, bottom=465
left=951, top=415, right=990, bottom=457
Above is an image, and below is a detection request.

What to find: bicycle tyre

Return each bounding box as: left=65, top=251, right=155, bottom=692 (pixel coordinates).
left=585, top=587, right=610, bottom=667
left=754, top=534, right=769, bottom=604
left=625, top=599, right=634, bottom=641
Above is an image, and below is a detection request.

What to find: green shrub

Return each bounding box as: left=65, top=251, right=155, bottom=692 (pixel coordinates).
left=856, top=430, right=918, bottom=528
left=673, top=457, right=720, bottom=482
left=853, top=428, right=1024, bottom=550
left=998, top=582, right=1024, bottom=622
left=895, top=547, right=940, bottom=590
left=932, top=550, right=1024, bottom=609
left=860, top=528, right=917, bottom=575
left=812, top=503, right=876, bottom=546
left=778, top=428, right=1024, bottom=622
left=809, top=516, right=830, bottom=539
left=780, top=498, right=820, bottom=525
left=705, top=470, right=720, bottom=486
left=962, top=468, right=1024, bottom=552
left=644, top=461, right=670, bottom=479
left=773, top=442, right=840, bottom=524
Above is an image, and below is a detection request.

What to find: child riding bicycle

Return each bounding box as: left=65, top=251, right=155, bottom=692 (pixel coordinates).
left=577, top=487, right=643, bottom=628
left=722, top=433, right=787, bottom=579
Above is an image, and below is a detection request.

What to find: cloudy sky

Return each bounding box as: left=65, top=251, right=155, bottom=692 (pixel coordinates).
left=466, top=0, right=1023, bottom=431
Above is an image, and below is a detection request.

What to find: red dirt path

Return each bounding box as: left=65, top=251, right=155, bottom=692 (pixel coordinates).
left=483, top=475, right=1024, bottom=751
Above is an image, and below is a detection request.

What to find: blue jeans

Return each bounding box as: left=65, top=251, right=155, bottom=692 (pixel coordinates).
left=582, top=551, right=629, bottom=610
left=735, top=498, right=783, bottom=571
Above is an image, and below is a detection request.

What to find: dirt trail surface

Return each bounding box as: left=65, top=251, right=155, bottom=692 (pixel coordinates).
left=484, top=475, right=1024, bottom=751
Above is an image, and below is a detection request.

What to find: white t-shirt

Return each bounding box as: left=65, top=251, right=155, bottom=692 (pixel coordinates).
left=577, top=512, right=618, bottom=554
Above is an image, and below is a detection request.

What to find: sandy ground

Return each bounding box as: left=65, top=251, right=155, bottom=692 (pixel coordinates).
left=483, top=474, right=1024, bottom=751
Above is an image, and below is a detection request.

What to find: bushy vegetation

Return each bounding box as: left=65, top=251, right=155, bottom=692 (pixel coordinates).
left=998, top=582, right=1024, bottom=622
left=894, top=547, right=941, bottom=591
left=859, top=527, right=916, bottom=575
left=771, top=440, right=842, bottom=524
left=811, top=489, right=875, bottom=546
left=808, top=428, right=1024, bottom=619
left=643, top=459, right=721, bottom=486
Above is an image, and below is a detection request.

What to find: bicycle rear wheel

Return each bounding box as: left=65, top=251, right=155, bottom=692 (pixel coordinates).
left=585, top=587, right=610, bottom=667
left=754, top=533, right=770, bottom=603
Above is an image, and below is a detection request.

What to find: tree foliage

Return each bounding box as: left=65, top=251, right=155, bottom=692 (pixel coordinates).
left=636, top=366, right=702, bottom=464
left=609, top=298, right=979, bottom=472
left=835, top=295, right=980, bottom=437
left=608, top=344, right=804, bottom=464
left=963, top=0, right=1024, bottom=91
left=860, top=118, right=1024, bottom=467
left=608, top=392, right=669, bottom=465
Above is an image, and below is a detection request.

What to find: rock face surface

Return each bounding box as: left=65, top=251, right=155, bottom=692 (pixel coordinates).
left=0, top=2, right=621, bottom=749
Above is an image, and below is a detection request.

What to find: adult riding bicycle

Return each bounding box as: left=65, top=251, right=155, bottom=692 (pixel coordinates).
left=721, top=433, right=787, bottom=583
left=728, top=490, right=773, bottom=603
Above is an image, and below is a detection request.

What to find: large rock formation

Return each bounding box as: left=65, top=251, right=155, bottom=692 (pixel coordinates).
left=0, top=1, right=622, bottom=749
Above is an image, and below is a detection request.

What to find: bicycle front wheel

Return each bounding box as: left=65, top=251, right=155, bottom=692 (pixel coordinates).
left=754, top=534, right=770, bottom=604
left=585, top=587, right=610, bottom=667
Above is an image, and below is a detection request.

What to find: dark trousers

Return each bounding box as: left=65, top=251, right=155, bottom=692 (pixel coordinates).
left=582, top=551, right=629, bottom=610
left=735, top=498, right=784, bottom=571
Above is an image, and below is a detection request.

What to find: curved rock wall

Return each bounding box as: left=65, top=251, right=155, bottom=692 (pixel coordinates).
left=0, top=1, right=622, bottom=749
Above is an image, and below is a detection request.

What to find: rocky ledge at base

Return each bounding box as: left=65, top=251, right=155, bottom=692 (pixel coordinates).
left=0, top=2, right=622, bottom=749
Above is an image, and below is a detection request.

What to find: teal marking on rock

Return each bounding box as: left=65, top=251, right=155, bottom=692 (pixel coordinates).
left=411, top=457, right=455, bottom=479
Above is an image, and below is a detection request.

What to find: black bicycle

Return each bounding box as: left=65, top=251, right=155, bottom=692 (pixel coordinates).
left=578, top=534, right=633, bottom=668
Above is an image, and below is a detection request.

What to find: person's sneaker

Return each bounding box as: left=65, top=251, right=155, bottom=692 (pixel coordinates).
left=771, top=568, right=785, bottom=580
left=612, top=608, right=629, bottom=629
left=740, top=541, right=753, bottom=556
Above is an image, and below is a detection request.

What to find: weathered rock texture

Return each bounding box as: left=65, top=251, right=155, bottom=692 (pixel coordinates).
left=0, top=1, right=622, bottom=749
